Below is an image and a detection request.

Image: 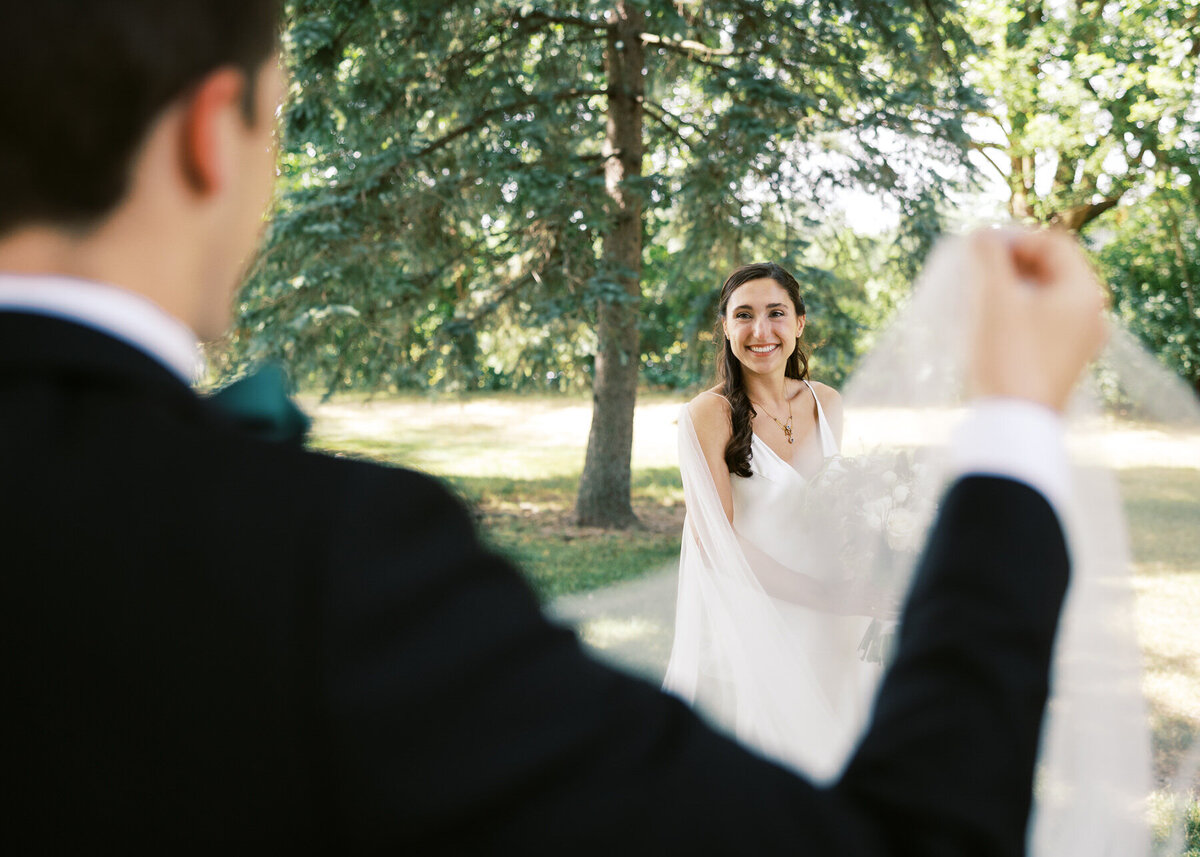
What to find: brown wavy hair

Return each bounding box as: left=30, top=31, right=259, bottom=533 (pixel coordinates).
left=715, top=262, right=809, bottom=477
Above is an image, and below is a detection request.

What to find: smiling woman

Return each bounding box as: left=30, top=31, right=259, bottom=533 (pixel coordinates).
left=661, top=261, right=876, bottom=782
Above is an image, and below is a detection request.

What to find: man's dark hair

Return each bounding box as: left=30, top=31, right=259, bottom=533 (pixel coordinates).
left=0, top=1, right=282, bottom=236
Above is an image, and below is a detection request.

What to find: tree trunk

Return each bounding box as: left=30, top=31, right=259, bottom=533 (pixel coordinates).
left=1009, top=153, right=1034, bottom=220
left=575, top=2, right=645, bottom=528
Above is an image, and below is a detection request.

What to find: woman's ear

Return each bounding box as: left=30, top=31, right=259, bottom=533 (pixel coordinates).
left=797, top=315, right=806, bottom=339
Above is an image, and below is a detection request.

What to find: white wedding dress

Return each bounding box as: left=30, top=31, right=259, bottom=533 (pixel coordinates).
left=663, top=381, right=880, bottom=782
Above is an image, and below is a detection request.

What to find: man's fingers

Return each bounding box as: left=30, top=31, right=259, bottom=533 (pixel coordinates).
left=1007, top=231, right=1065, bottom=286
left=1009, top=229, right=1097, bottom=295
left=969, top=230, right=1019, bottom=294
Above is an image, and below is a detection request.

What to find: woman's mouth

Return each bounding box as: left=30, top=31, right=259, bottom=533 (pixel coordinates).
left=747, top=344, right=779, bottom=355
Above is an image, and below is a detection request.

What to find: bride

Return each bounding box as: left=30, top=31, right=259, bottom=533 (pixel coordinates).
left=666, top=233, right=1199, bottom=855
left=662, top=261, right=883, bottom=782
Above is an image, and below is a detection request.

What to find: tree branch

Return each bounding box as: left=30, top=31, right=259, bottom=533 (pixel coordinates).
left=518, top=10, right=610, bottom=33
left=428, top=11, right=605, bottom=92
left=640, top=31, right=734, bottom=61
left=408, top=88, right=609, bottom=163
left=967, top=141, right=1009, bottom=181
left=1048, top=196, right=1122, bottom=232
left=642, top=101, right=707, bottom=149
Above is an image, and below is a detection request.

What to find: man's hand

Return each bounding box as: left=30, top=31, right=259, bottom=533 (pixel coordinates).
left=968, top=229, right=1109, bottom=412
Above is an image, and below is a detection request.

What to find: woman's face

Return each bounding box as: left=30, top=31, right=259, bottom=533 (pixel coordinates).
left=722, top=277, right=805, bottom=376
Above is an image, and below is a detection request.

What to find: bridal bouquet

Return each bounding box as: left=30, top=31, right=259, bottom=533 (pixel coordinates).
left=802, top=450, right=937, bottom=663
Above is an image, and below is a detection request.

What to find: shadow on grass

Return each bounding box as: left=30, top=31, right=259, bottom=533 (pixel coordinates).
left=1149, top=705, right=1200, bottom=788
left=445, top=468, right=682, bottom=508
left=1120, top=467, right=1200, bottom=572
left=441, top=468, right=685, bottom=602
left=311, top=436, right=441, bottom=466
left=1121, top=467, right=1200, bottom=812
left=1145, top=652, right=1200, bottom=790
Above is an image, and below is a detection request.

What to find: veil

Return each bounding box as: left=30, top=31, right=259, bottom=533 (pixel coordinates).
left=665, top=233, right=1199, bottom=854
left=842, top=235, right=1200, bottom=856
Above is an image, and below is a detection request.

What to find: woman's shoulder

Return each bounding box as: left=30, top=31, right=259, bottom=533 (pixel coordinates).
left=687, top=387, right=732, bottom=440
left=689, top=386, right=730, bottom=411
left=804, top=379, right=842, bottom=408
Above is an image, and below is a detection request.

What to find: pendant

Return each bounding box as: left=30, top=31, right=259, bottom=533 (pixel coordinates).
left=784, top=423, right=794, bottom=444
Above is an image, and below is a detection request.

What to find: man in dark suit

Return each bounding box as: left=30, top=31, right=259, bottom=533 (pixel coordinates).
left=1, top=1, right=1106, bottom=853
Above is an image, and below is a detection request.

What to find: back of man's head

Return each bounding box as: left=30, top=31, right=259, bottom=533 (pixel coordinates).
left=0, top=1, right=281, bottom=238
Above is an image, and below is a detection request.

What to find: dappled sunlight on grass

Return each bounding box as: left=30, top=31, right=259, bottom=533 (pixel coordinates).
left=1074, top=416, right=1200, bottom=471
left=305, top=392, right=684, bottom=479
left=1122, top=465, right=1200, bottom=790
left=1134, top=569, right=1200, bottom=788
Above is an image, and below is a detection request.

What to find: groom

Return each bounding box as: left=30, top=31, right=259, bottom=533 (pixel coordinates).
left=2, top=1, right=1106, bottom=853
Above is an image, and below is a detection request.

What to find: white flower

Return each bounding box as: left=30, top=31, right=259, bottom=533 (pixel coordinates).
left=881, top=470, right=898, bottom=487
left=886, top=507, right=922, bottom=553
left=862, top=496, right=893, bottom=531
left=892, top=485, right=910, bottom=504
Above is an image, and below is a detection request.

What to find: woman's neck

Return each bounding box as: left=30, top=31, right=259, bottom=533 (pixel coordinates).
left=742, top=372, right=795, bottom=411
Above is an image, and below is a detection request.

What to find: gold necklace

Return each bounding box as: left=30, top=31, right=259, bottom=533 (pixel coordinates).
left=751, top=397, right=794, bottom=444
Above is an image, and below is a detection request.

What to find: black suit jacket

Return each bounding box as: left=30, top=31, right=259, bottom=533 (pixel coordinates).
left=1, top=312, right=1069, bottom=854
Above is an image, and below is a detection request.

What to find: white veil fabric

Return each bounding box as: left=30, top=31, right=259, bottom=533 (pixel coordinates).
left=665, top=234, right=1200, bottom=855
left=844, top=237, right=1173, bottom=857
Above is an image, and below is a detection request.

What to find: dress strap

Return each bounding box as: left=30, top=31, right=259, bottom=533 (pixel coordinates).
left=803, top=380, right=840, bottom=456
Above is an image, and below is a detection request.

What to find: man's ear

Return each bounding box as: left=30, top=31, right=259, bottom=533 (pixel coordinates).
left=180, top=68, right=249, bottom=194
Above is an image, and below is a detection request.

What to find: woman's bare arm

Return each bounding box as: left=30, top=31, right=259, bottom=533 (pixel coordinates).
left=688, top=391, right=737, bottom=524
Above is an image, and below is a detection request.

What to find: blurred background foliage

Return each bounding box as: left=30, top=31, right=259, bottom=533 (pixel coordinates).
left=963, top=0, right=1199, bottom=392
left=211, top=0, right=1198, bottom=395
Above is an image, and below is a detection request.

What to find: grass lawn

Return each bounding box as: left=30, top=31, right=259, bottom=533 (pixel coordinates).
left=306, top=393, right=1199, bottom=841
left=304, top=392, right=687, bottom=599
left=1123, top=465, right=1200, bottom=795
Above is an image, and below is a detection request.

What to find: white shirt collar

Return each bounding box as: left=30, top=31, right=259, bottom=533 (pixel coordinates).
left=0, top=273, right=203, bottom=383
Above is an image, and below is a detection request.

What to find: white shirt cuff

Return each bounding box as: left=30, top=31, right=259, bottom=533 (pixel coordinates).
left=950, top=398, right=1070, bottom=514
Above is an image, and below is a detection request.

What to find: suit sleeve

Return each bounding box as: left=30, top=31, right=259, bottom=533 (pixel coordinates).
left=837, top=476, right=1070, bottom=857
left=317, top=461, right=1066, bottom=856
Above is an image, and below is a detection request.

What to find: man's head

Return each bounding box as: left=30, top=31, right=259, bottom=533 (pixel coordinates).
left=0, top=1, right=284, bottom=337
